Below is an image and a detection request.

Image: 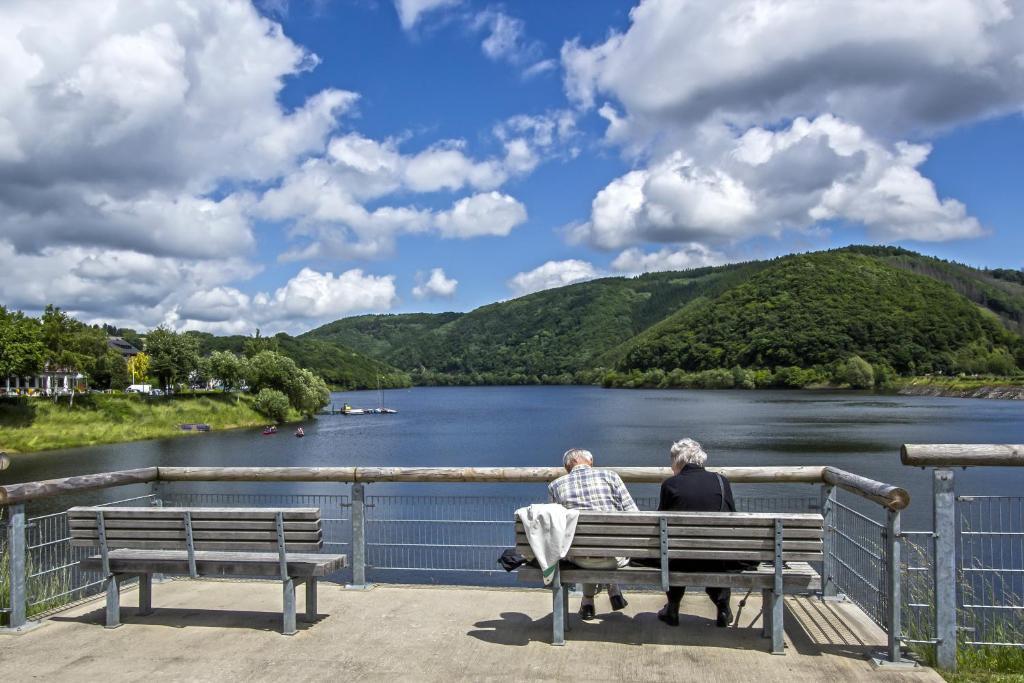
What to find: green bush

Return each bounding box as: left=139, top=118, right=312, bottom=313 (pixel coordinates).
left=841, top=355, right=875, bottom=388
left=253, top=388, right=290, bottom=422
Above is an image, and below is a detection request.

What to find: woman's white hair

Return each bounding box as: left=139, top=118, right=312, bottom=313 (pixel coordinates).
left=562, top=448, right=594, bottom=470
left=670, top=438, right=707, bottom=469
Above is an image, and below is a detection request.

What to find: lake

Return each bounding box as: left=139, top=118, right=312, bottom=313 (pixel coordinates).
left=2, top=385, right=1023, bottom=530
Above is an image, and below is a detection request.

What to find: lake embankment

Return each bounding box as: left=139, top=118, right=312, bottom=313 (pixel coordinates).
left=896, top=377, right=1024, bottom=400
left=0, top=393, right=292, bottom=454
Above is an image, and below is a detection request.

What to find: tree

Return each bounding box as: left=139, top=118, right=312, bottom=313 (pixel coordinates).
left=127, top=352, right=151, bottom=385
left=0, top=307, right=45, bottom=386
left=253, top=388, right=290, bottom=422
left=842, top=355, right=875, bottom=389
left=245, top=350, right=330, bottom=416
left=39, top=305, right=106, bottom=403
left=145, top=327, right=199, bottom=391
left=92, top=349, right=130, bottom=391
left=209, top=351, right=244, bottom=391
left=243, top=329, right=279, bottom=358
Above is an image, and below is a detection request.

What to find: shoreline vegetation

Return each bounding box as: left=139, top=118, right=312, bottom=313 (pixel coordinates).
left=0, top=393, right=300, bottom=455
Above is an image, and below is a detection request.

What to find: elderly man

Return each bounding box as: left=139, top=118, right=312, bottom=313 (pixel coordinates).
left=653, top=438, right=750, bottom=628
left=548, top=448, right=638, bottom=620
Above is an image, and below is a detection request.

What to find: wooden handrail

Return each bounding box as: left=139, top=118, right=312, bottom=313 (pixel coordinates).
left=0, top=464, right=909, bottom=510
left=902, top=444, right=1024, bottom=468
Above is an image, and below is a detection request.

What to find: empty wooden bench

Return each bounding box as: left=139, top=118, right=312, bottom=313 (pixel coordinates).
left=516, top=510, right=823, bottom=653
left=70, top=506, right=347, bottom=635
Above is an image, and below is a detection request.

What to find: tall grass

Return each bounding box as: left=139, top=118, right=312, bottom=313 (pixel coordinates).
left=0, top=545, right=74, bottom=627
left=0, top=393, right=300, bottom=453
left=901, top=536, right=1024, bottom=681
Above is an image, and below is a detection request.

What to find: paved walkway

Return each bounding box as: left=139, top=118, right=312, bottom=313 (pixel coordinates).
left=1, top=581, right=941, bottom=682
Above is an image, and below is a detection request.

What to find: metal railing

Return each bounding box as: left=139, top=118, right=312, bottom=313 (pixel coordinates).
left=901, top=443, right=1024, bottom=671
left=1, top=463, right=907, bottom=664
left=958, top=495, right=1024, bottom=649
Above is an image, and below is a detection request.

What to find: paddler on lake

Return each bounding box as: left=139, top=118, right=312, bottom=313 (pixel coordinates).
left=548, top=448, right=638, bottom=620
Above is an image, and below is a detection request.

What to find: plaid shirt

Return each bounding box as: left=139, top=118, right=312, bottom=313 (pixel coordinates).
left=548, top=465, right=639, bottom=512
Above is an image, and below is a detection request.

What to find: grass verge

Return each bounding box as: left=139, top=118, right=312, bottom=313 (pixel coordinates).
left=0, top=393, right=299, bottom=453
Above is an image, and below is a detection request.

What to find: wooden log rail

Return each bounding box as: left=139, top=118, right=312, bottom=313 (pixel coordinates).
left=902, top=443, right=1024, bottom=468
left=0, top=464, right=908, bottom=510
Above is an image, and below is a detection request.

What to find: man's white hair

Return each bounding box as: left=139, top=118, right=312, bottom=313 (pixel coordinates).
left=670, top=438, right=707, bottom=469
left=562, top=448, right=594, bottom=470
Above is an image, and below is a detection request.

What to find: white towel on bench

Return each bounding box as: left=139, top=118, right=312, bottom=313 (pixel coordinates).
left=515, top=503, right=579, bottom=585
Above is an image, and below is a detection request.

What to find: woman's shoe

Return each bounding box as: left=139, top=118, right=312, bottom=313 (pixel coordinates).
left=716, top=603, right=734, bottom=627
left=656, top=603, right=680, bottom=627
left=609, top=594, right=628, bottom=611
left=579, top=603, right=596, bottom=620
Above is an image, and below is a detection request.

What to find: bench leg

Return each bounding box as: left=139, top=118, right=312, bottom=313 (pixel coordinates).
left=562, top=586, right=571, bottom=632
left=282, top=578, right=297, bottom=636
left=138, top=573, right=153, bottom=616
left=304, top=577, right=318, bottom=621
left=761, top=589, right=771, bottom=638
left=770, top=590, right=784, bottom=655
left=105, top=575, right=122, bottom=629
left=551, top=582, right=566, bottom=646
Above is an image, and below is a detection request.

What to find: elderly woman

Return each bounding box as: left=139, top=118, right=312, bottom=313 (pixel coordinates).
left=654, top=438, right=748, bottom=628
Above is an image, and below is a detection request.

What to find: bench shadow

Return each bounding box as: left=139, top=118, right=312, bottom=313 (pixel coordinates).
left=784, top=597, right=883, bottom=661
left=469, top=609, right=774, bottom=651
left=51, top=606, right=325, bottom=633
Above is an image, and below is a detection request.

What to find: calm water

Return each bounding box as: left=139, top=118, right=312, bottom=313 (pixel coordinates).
left=3, top=386, right=1023, bottom=528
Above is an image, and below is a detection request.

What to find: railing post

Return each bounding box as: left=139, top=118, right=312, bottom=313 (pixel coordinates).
left=5, top=503, right=27, bottom=630
left=819, top=484, right=838, bottom=600
left=886, top=508, right=902, bottom=663
left=933, top=468, right=958, bottom=671
left=346, top=482, right=370, bottom=589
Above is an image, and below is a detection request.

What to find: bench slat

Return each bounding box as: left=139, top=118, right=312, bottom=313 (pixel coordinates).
left=71, top=539, right=323, bottom=552
left=71, top=529, right=323, bottom=542
left=517, top=563, right=821, bottom=591
left=69, top=519, right=322, bottom=532
left=79, top=549, right=347, bottom=578
left=516, top=534, right=822, bottom=551
left=68, top=507, right=320, bottom=521
left=555, top=547, right=822, bottom=562
left=566, top=511, right=822, bottom=527
left=564, top=524, right=822, bottom=539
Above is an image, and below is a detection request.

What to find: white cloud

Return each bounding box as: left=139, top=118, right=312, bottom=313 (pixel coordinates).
left=412, top=268, right=458, bottom=299
left=571, top=115, right=984, bottom=249
left=522, top=59, right=558, bottom=79
left=508, top=259, right=601, bottom=297
left=611, top=244, right=727, bottom=274
left=561, top=0, right=1024, bottom=138
left=435, top=192, right=527, bottom=239
left=267, top=267, right=397, bottom=320
left=394, top=0, right=461, bottom=30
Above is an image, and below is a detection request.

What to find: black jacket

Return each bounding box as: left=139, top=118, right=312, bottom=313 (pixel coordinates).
left=659, top=464, right=735, bottom=513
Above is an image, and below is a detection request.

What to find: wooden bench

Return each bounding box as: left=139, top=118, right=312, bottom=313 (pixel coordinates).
left=516, top=510, right=823, bottom=653
left=70, top=506, right=347, bottom=635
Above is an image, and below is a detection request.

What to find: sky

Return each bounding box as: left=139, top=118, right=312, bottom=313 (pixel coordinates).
left=0, top=0, right=1022, bottom=335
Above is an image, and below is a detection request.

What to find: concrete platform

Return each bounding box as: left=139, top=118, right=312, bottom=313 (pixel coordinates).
left=0, top=581, right=941, bottom=682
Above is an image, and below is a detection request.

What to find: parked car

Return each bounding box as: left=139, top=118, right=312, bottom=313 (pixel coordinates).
left=149, top=389, right=164, bottom=397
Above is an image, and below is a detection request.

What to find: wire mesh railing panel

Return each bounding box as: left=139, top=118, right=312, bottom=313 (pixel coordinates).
left=366, top=495, right=534, bottom=573
left=901, top=530, right=937, bottom=646
left=831, top=494, right=886, bottom=628
left=1, top=506, right=9, bottom=622
left=24, top=494, right=156, bottom=613
left=959, top=496, right=1024, bottom=648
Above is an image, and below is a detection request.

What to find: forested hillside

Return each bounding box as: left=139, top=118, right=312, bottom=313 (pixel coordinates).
left=191, top=332, right=411, bottom=390
left=303, top=247, right=1024, bottom=388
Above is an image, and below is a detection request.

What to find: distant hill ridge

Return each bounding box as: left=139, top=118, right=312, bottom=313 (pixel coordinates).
left=301, top=246, right=1024, bottom=386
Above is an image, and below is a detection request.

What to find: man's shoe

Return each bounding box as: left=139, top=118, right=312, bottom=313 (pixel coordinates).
left=609, top=594, right=628, bottom=611
left=579, top=603, right=596, bottom=620
left=656, top=603, right=680, bottom=627
left=716, top=603, right=734, bottom=627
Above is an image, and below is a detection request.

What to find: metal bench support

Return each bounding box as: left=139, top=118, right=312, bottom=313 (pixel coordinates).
left=551, top=563, right=565, bottom=646
left=138, top=573, right=153, bottom=616
left=305, top=578, right=318, bottom=621
left=771, top=519, right=784, bottom=654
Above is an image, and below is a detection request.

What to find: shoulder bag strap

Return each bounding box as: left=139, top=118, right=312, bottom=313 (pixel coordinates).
left=717, top=473, right=726, bottom=512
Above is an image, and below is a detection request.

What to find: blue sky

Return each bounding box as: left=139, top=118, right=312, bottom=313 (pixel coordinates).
left=0, top=0, right=1021, bottom=333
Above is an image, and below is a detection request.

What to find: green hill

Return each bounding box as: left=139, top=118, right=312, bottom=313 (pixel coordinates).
left=190, top=332, right=411, bottom=390
left=302, top=246, right=1024, bottom=387
left=617, top=251, right=1022, bottom=377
